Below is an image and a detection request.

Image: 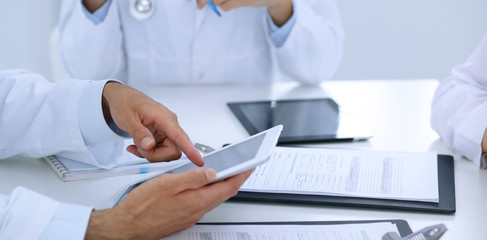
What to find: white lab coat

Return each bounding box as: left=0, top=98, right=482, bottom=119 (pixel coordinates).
left=431, top=33, right=487, bottom=168
left=0, top=70, right=90, bottom=159
left=58, top=0, right=343, bottom=86
left=0, top=70, right=116, bottom=238
left=0, top=70, right=128, bottom=168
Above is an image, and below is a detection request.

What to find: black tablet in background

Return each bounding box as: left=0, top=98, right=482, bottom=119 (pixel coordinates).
left=227, top=98, right=373, bottom=144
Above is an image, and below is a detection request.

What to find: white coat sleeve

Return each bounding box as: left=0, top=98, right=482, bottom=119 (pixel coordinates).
left=431, top=33, right=487, bottom=168
left=271, top=0, right=343, bottom=85
left=59, top=0, right=126, bottom=81
left=0, top=187, right=92, bottom=239
left=0, top=69, right=127, bottom=168
left=0, top=69, right=90, bottom=159
left=0, top=70, right=134, bottom=237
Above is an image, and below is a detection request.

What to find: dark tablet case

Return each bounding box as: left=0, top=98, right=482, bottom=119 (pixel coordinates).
left=198, top=219, right=413, bottom=237
left=232, top=154, right=455, bottom=214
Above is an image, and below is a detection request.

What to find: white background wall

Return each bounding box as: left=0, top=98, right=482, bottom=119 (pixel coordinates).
left=0, top=0, right=61, bottom=80
left=335, top=0, right=487, bottom=80
left=0, top=0, right=486, bottom=81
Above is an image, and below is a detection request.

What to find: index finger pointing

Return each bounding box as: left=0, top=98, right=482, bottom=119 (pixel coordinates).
left=155, top=117, right=204, bottom=166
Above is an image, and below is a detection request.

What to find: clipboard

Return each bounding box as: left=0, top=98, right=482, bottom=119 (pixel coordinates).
left=197, top=219, right=413, bottom=237
left=232, top=154, right=455, bottom=213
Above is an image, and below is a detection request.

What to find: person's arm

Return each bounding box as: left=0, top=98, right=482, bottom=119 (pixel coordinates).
left=83, top=0, right=108, bottom=13
left=58, top=0, right=125, bottom=81
left=265, top=0, right=293, bottom=27
left=0, top=69, right=202, bottom=165
left=431, top=33, right=487, bottom=168
left=0, top=70, right=127, bottom=169
left=482, top=130, right=487, bottom=168
left=198, top=0, right=343, bottom=84
left=0, top=169, right=251, bottom=239
left=271, top=0, right=343, bottom=84
left=0, top=187, right=92, bottom=239
left=0, top=70, right=92, bottom=159
left=199, top=0, right=293, bottom=27
left=210, top=0, right=296, bottom=48
left=85, top=168, right=252, bottom=239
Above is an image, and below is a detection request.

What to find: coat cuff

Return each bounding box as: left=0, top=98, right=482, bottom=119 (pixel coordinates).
left=81, top=0, right=113, bottom=25
left=78, top=80, right=129, bottom=146
left=39, top=202, right=93, bottom=240
left=266, top=0, right=297, bottom=48
left=0, top=187, right=92, bottom=239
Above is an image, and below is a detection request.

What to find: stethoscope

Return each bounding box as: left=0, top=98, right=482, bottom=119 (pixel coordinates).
left=129, top=0, right=155, bottom=21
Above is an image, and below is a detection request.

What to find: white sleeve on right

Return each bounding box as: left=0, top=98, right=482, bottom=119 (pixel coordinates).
left=59, top=0, right=126, bottom=81
left=0, top=187, right=92, bottom=239
left=431, top=33, right=487, bottom=168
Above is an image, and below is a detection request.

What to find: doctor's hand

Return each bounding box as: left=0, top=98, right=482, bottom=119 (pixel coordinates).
left=197, top=0, right=293, bottom=26
left=85, top=168, right=252, bottom=240
left=101, top=82, right=204, bottom=166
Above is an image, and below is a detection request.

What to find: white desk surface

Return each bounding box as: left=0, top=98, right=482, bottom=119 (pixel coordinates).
left=1, top=79, right=486, bottom=239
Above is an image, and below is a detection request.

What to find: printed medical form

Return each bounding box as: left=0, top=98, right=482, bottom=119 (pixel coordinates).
left=164, top=222, right=399, bottom=240
left=240, top=147, right=439, bottom=202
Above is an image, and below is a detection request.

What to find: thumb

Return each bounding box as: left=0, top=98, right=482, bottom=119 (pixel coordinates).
left=173, top=168, right=216, bottom=193
left=126, top=118, right=155, bottom=150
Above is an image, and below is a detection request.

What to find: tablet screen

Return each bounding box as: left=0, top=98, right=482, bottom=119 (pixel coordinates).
left=169, top=133, right=265, bottom=174
left=227, top=98, right=372, bottom=143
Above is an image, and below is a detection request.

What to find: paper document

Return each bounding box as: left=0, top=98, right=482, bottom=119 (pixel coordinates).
left=163, top=222, right=398, bottom=240
left=240, top=147, right=439, bottom=202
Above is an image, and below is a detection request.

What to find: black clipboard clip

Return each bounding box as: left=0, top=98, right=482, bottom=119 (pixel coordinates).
left=382, top=223, right=447, bottom=240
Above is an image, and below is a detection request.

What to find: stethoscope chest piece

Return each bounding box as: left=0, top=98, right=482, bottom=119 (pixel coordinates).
left=129, top=0, right=155, bottom=21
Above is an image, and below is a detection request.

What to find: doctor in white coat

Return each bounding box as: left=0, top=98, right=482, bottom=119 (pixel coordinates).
left=59, top=0, right=343, bottom=86
left=431, top=33, right=487, bottom=168
left=0, top=69, right=251, bottom=239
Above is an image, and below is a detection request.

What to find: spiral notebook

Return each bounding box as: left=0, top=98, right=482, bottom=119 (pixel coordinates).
left=44, top=155, right=187, bottom=181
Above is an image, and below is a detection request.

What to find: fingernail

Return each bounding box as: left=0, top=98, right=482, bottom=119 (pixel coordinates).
left=204, top=169, right=211, bottom=181
left=141, top=137, right=153, bottom=149
left=138, top=148, right=146, bottom=158
left=204, top=169, right=214, bottom=181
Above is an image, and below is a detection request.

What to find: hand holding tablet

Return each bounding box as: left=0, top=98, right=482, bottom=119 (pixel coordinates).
left=114, top=125, right=283, bottom=206
left=169, top=125, right=282, bottom=181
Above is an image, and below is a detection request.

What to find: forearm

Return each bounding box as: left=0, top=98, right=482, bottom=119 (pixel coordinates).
left=267, top=0, right=293, bottom=27
left=83, top=0, right=108, bottom=13
left=273, top=0, right=343, bottom=84
left=482, top=129, right=487, bottom=169
left=481, top=129, right=487, bottom=153
left=0, top=70, right=88, bottom=159
left=431, top=77, right=487, bottom=167
left=85, top=208, right=141, bottom=240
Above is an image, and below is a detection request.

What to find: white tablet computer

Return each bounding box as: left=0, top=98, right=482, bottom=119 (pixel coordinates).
left=169, top=124, right=282, bottom=181
left=113, top=125, right=283, bottom=206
